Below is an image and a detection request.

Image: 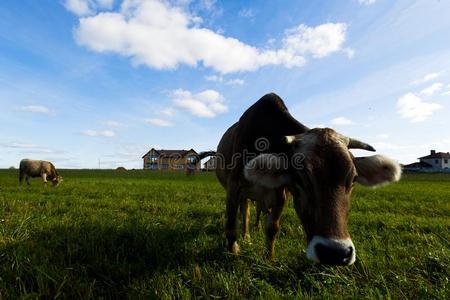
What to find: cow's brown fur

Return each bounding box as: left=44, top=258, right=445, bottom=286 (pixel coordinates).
left=19, top=159, right=62, bottom=187
left=216, top=93, right=308, bottom=257
left=216, top=93, right=400, bottom=263
left=289, top=128, right=355, bottom=240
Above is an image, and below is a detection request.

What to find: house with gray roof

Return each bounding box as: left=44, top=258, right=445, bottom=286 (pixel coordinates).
left=403, top=150, right=450, bottom=172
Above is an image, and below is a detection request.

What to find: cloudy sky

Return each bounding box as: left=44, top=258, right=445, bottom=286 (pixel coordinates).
left=1, top=0, right=450, bottom=169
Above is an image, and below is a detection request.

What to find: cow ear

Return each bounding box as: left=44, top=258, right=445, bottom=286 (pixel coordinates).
left=354, top=155, right=401, bottom=187
left=244, top=154, right=290, bottom=188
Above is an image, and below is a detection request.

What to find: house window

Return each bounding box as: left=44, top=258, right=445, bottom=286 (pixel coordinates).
left=435, top=159, right=439, bottom=164
left=147, top=164, right=157, bottom=170
left=148, top=155, right=158, bottom=163
left=445, top=159, right=448, bottom=164
left=187, top=156, right=197, bottom=164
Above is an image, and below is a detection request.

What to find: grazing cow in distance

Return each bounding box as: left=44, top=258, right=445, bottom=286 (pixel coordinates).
left=216, top=93, right=401, bottom=266
left=19, top=159, right=63, bottom=187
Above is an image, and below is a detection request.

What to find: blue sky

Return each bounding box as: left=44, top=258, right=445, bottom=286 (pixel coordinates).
left=1, top=0, right=450, bottom=169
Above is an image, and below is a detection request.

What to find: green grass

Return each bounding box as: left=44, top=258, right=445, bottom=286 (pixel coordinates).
left=0, top=170, right=449, bottom=299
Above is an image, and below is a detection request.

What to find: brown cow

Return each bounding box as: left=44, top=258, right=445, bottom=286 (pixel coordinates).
left=216, top=93, right=401, bottom=265
left=19, top=159, right=63, bottom=187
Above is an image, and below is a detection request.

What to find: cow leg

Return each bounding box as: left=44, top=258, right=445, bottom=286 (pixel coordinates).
left=225, top=183, right=241, bottom=255
left=19, top=170, right=24, bottom=185
left=254, top=200, right=262, bottom=229
left=264, top=189, right=287, bottom=259
left=25, top=175, right=31, bottom=186
left=41, top=173, right=48, bottom=187
left=240, top=198, right=251, bottom=241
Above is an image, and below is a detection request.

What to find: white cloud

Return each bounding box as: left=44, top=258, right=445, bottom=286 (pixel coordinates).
left=144, top=118, right=173, bottom=127
left=64, top=0, right=114, bottom=16
left=82, top=129, right=116, bottom=137
left=172, top=89, right=227, bottom=118
left=16, top=105, right=52, bottom=114
left=205, top=75, right=221, bottom=82
left=442, top=91, right=450, bottom=96
left=330, top=117, right=354, bottom=126
left=238, top=8, right=255, bottom=18
left=161, top=107, right=176, bottom=116
left=376, top=133, right=389, bottom=139
left=2, top=142, right=38, bottom=149
left=96, top=0, right=114, bottom=8
left=282, top=23, right=348, bottom=58
left=64, top=0, right=92, bottom=16
left=358, top=0, right=376, bottom=5
left=397, top=92, right=442, bottom=122
left=205, top=75, right=244, bottom=85
left=72, top=0, right=349, bottom=73
left=419, top=82, right=443, bottom=96
left=343, top=48, right=355, bottom=58
left=103, top=120, right=121, bottom=127
left=371, top=142, right=400, bottom=150
left=267, top=38, right=276, bottom=45
left=196, top=0, right=220, bottom=14
left=0, top=142, right=53, bottom=153
left=412, top=71, right=442, bottom=85
left=226, top=78, right=245, bottom=86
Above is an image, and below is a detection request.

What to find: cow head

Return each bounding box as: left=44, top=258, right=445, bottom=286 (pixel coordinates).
left=244, top=128, right=401, bottom=265
left=52, top=175, right=63, bottom=187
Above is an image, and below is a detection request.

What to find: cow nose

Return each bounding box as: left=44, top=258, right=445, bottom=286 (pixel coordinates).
left=315, top=243, right=354, bottom=266
left=306, top=236, right=356, bottom=266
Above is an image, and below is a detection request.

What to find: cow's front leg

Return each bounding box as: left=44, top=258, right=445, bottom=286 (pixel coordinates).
left=240, top=198, right=251, bottom=241
left=41, top=173, right=48, bottom=187
left=25, top=175, right=31, bottom=186
left=264, top=189, right=287, bottom=259
left=225, top=184, right=240, bottom=255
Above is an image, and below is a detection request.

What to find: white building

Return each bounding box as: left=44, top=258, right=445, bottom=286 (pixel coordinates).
left=418, top=150, right=450, bottom=170
left=203, top=156, right=216, bottom=171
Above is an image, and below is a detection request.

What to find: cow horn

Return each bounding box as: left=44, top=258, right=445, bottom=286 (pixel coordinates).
left=284, top=135, right=296, bottom=144
left=347, top=138, right=376, bottom=151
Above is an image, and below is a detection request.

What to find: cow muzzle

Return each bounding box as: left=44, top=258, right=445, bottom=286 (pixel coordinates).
left=306, top=236, right=356, bottom=266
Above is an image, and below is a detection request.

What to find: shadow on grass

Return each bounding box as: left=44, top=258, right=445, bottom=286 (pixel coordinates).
left=0, top=217, right=226, bottom=298
left=0, top=208, right=335, bottom=298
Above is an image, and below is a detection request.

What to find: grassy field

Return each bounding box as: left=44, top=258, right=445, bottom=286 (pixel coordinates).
left=0, top=169, right=449, bottom=299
